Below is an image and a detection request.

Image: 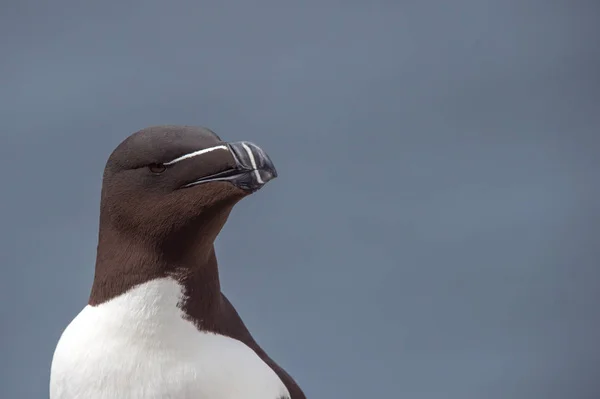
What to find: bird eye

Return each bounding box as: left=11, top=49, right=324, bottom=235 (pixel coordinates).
left=148, top=163, right=167, bottom=174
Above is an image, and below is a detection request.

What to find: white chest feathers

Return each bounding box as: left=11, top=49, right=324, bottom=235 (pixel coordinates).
left=50, top=278, right=290, bottom=399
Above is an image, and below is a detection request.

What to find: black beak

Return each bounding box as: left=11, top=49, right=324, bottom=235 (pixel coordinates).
left=183, top=141, right=278, bottom=192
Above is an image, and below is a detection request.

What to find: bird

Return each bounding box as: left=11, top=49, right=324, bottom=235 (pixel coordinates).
left=50, top=125, right=306, bottom=399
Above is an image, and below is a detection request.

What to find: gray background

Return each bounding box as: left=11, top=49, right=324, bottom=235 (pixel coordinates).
left=1, top=1, right=599, bottom=398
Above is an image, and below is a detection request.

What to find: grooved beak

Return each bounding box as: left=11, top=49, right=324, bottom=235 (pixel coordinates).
left=183, top=141, right=277, bottom=192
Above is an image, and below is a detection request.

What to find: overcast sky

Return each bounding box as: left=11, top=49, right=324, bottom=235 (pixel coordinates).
left=1, top=1, right=599, bottom=398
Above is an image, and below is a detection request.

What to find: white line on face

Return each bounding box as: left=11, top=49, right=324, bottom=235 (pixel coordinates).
left=163, top=145, right=229, bottom=166
left=241, top=143, right=264, bottom=184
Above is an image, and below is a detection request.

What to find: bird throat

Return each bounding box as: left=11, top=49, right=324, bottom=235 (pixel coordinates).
left=88, top=216, right=223, bottom=328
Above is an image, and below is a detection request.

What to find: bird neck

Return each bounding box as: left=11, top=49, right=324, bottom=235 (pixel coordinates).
left=89, top=221, right=222, bottom=317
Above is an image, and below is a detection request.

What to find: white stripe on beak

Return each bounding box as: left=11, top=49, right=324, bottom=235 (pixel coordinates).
left=164, top=145, right=229, bottom=166
left=241, top=142, right=264, bottom=184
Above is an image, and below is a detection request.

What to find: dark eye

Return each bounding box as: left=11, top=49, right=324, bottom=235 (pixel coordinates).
left=148, top=163, right=167, bottom=174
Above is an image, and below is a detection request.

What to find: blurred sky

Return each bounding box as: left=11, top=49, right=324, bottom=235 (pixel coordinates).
left=1, top=1, right=599, bottom=398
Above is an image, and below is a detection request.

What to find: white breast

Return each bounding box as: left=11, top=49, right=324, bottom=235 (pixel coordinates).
left=50, top=278, right=289, bottom=399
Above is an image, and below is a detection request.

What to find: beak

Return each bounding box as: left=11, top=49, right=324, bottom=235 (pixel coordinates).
left=183, top=141, right=278, bottom=192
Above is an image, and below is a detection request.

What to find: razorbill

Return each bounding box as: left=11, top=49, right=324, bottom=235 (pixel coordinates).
left=50, top=125, right=306, bottom=399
